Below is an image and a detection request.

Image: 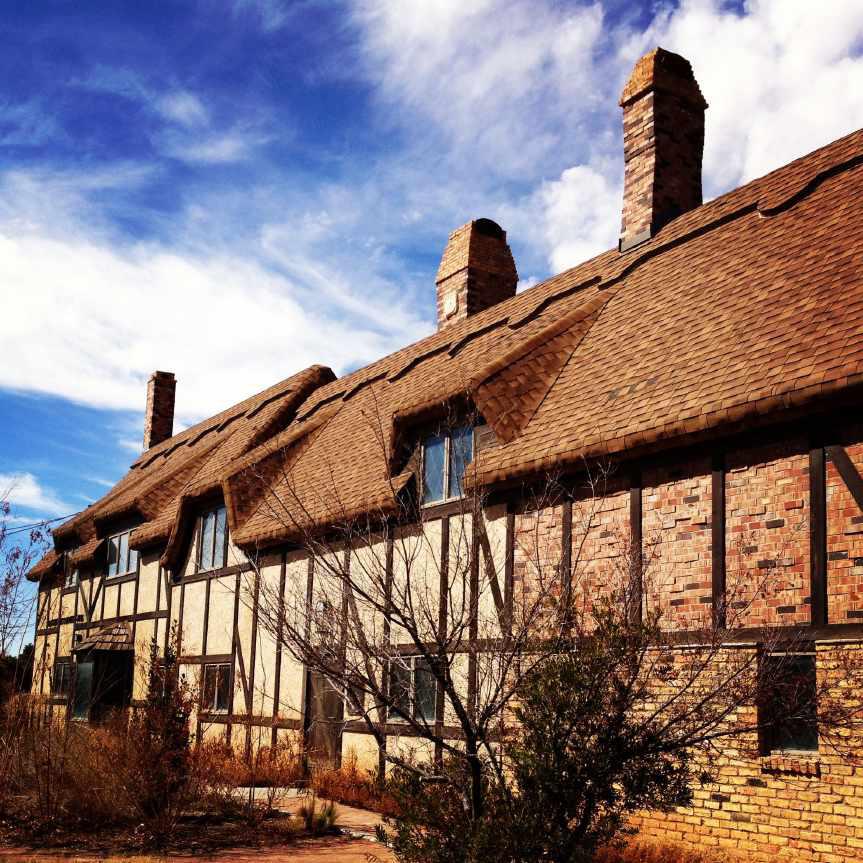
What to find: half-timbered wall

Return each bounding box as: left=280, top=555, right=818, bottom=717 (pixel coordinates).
left=31, top=419, right=863, bottom=861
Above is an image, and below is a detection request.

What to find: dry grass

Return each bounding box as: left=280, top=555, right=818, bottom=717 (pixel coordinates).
left=310, top=752, right=396, bottom=815
left=596, top=839, right=740, bottom=863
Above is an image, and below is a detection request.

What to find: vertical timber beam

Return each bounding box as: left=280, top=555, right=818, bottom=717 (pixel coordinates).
left=629, top=468, right=643, bottom=624
left=711, top=451, right=726, bottom=629
left=435, top=517, right=450, bottom=767
left=809, top=442, right=828, bottom=627
left=271, top=552, right=287, bottom=748
left=561, top=499, right=573, bottom=626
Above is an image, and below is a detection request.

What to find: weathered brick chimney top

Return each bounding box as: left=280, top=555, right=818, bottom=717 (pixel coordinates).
left=435, top=218, right=517, bottom=330
left=619, top=47, right=708, bottom=252
left=143, top=370, right=176, bottom=450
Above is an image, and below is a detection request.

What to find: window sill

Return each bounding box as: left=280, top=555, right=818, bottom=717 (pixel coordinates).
left=761, top=753, right=820, bottom=777
left=105, top=571, right=137, bottom=584
left=184, top=562, right=249, bottom=583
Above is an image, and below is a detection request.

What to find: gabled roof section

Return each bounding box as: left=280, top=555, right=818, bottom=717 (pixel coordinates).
left=30, top=364, right=335, bottom=579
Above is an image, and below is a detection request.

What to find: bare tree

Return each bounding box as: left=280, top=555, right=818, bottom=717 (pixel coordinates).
left=239, top=396, right=863, bottom=842
left=0, top=494, right=50, bottom=662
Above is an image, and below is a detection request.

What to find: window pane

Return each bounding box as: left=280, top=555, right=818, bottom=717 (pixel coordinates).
left=414, top=657, right=438, bottom=723
left=72, top=661, right=93, bottom=720
left=117, top=532, right=129, bottom=574
left=760, top=654, right=818, bottom=753
left=448, top=425, right=473, bottom=499
left=107, top=536, right=119, bottom=578
left=214, top=506, right=227, bottom=569
left=216, top=664, right=231, bottom=712
left=389, top=660, right=412, bottom=718
left=200, top=511, right=215, bottom=571
left=203, top=665, right=217, bottom=710
left=128, top=546, right=139, bottom=574
left=422, top=434, right=446, bottom=503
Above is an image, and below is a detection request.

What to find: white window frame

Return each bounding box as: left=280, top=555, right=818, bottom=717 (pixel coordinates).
left=421, top=425, right=475, bottom=506
left=106, top=530, right=139, bottom=579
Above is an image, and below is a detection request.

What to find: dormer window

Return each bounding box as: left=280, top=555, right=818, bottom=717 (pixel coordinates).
left=106, top=530, right=138, bottom=578
left=422, top=424, right=474, bottom=505
left=197, top=505, right=228, bottom=572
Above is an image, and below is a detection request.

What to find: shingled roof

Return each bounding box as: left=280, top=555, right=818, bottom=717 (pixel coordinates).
left=30, top=124, right=863, bottom=576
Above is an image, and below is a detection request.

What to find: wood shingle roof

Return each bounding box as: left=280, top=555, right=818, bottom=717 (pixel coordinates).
left=31, top=126, right=863, bottom=575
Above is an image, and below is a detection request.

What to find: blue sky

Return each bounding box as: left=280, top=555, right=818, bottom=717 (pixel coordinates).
left=2, top=0, right=863, bottom=544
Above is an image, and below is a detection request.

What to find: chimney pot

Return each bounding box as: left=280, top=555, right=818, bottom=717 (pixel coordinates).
left=435, top=219, right=517, bottom=330
left=619, top=47, right=708, bottom=251
left=143, top=371, right=176, bottom=450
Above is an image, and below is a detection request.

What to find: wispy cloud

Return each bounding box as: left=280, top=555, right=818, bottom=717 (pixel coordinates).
left=156, top=91, right=209, bottom=127
left=0, top=472, right=74, bottom=517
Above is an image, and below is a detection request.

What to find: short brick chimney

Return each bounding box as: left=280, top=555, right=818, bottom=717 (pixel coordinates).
left=435, top=219, right=517, bottom=330
left=143, top=371, right=176, bottom=450
left=619, top=48, right=708, bottom=252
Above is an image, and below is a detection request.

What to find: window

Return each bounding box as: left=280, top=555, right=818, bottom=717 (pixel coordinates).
left=202, top=662, right=231, bottom=713
left=51, top=660, right=72, bottom=697
left=106, top=530, right=138, bottom=578
left=197, top=505, right=228, bottom=572
left=388, top=656, right=439, bottom=723
left=422, top=424, right=474, bottom=504
left=64, top=568, right=79, bottom=589
left=759, top=651, right=818, bottom=754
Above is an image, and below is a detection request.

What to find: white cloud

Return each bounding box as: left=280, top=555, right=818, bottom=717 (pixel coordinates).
left=628, top=0, right=863, bottom=194
left=0, top=473, right=73, bottom=517
left=348, top=0, right=863, bottom=273
left=535, top=163, right=621, bottom=273
left=158, top=128, right=271, bottom=164
left=0, top=167, right=430, bottom=424
left=157, top=91, right=209, bottom=127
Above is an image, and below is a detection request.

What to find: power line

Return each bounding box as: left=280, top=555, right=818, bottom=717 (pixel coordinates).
left=3, top=512, right=80, bottom=537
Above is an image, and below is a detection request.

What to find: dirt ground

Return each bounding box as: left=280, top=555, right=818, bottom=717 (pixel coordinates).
left=0, top=800, right=395, bottom=863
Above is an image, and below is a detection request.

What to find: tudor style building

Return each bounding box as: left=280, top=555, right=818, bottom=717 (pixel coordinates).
left=30, top=48, right=863, bottom=862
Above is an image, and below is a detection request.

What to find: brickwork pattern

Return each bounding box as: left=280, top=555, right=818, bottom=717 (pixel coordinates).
left=633, top=643, right=863, bottom=863
left=143, top=370, right=176, bottom=450
left=725, top=441, right=810, bottom=627
left=570, top=477, right=631, bottom=625
left=827, top=441, right=863, bottom=623
left=643, top=458, right=713, bottom=630
left=620, top=49, right=706, bottom=245
left=435, top=220, right=517, bottom=330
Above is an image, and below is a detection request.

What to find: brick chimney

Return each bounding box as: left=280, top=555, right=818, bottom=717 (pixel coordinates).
left=619, top=48, right=708, bottom=252
left=435, top=218, right=517, bottom=330
left=143, top=371, right=176, bottom=450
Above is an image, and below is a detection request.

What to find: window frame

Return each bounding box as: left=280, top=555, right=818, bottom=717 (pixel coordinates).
left=201, top=662, right=232, bottom=714
left=51, top=659, right=72, bottom=697
left=105, top=530, right=139, bottom=579
left=195, top=505, right=229, bottom=573
left=421, top=424, right=475, bottom=506
left=387, top=655, right=440, bottom=724
left=758, top=649, right=819, bottom=755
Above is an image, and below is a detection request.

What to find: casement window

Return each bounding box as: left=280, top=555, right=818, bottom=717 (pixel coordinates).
left=422, top=424, right=474, bottom=505
left=197, top=505, right=228, bottom=572
left=202, top=662, right=231, bottom=713
left=51, top=659, right=72, bottom=696
left=758, top=651, right=818, bottom=754
left=106, top=530, right=138, bottom=578
left=389, top=656, right=438, bottom=723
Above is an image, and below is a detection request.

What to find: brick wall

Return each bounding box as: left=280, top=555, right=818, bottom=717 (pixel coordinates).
left=725, top=439, right=811, bottom=628
left=632, top=643, right=863, bottom=863
left=643, top=457, right=713, bottom=630
left=827, top=440, right=863, bottom=624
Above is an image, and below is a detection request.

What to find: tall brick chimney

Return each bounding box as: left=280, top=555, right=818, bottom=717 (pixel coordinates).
left=619, top=48, right=708, bottom=252
left=143, top=371, right=176, bottom=450
left=435, top=219, right=517, bottom=330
